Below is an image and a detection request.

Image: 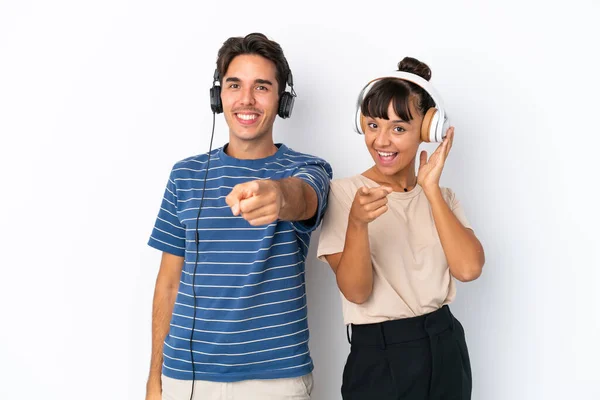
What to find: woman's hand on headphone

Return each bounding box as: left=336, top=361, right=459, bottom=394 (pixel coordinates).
left=417, top=127, right=454, bottom=193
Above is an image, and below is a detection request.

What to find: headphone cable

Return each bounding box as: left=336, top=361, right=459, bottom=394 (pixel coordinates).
left=189, top=111, right=216, bottom=400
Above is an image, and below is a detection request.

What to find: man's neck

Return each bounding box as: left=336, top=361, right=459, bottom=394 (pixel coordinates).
left=225, top=137, right=278, bottom=160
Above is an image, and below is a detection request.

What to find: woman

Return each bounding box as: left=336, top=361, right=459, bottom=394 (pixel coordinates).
left=317, top=57, right=485, bottom=400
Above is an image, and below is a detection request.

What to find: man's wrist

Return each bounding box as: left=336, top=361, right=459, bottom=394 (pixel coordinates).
left=271, top=179, right=287, bottom=218
left=146, top=374, right=162, bottom=391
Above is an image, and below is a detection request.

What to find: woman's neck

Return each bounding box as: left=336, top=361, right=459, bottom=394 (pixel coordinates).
left=363, top=164, right=418, bottom=192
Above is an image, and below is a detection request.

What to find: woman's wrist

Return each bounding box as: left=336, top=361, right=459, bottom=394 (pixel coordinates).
left=422, top=183, right=442, bottom=199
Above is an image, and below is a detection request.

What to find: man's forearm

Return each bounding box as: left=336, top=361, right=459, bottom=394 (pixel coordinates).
left=277, top=177, right=318, bottom=222
left=147, top=285, right=178, bottom=392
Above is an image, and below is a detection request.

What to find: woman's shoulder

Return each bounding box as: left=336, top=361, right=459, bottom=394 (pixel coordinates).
left=331, top=174, right=378, bottom=190
left=437, top=186, right=459, bottom=206
left=328, top=175, right=372, bottom=203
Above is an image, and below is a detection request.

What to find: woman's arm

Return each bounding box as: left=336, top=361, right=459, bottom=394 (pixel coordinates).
left=418, top=128, right=485, bottom=282
left=425, top=187, right=485, bottom=281
left=324, top=186, right=392, bottom=304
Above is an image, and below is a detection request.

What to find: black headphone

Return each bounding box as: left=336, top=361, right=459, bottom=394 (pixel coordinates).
left=209, top=68, right=296, bottom=118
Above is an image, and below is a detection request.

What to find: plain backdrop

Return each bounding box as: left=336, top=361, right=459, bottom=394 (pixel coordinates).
left=1, top=1, right=599, bottom=399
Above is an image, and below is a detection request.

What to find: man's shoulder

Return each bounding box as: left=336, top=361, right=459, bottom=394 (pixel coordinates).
left=278, top=144, right=332, bottom=175
left=169, top=148, right=222, bottom=174
left=281, top=145, right=326, bottom=162
left=175, top=148, right=220, bottom=167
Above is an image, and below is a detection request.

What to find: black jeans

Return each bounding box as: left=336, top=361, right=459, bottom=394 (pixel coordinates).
left=342, top=306, right=472, bottom=400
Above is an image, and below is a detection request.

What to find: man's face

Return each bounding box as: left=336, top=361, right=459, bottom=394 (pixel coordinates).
left=220, top=54, right=280, bottom=145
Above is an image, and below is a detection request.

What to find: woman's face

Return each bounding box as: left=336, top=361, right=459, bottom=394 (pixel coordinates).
left=363, top=100, right=423, bottom=177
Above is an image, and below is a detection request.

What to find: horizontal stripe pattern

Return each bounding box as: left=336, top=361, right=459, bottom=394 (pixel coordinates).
left=148, top=143, right=332, bottom=382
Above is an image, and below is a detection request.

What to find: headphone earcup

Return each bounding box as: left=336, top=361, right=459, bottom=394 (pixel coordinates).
left=421, top=108, right=438, bottom=142
left=430, top=111, right=442, bottom=142
left=210, top=85, right=222, bottom=114
left=439, top=113, right=450, bottom=141
left=278, top=92, right=294, bottom=119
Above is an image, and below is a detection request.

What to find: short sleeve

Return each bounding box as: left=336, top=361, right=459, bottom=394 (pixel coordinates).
left=291, top=160, right=333, bottom=233
left=147, top=167, right=187, bottom=256
left=316, top=181, right=354, bottom=262
left=443, top=188, right=473, bottom=231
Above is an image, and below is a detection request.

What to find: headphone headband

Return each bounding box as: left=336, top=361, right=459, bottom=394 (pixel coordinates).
left=354, top=71, right=449, bottom=142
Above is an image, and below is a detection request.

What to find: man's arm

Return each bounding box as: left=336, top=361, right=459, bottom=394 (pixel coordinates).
left=226, top=177, right=317, bottom=226
left=278, top=177, right=318, bottom=221
left=146, top=252, right=184, bottom=400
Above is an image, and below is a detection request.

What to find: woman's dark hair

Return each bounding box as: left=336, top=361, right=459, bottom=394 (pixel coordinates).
left=216, top=32, right=290, bottom=95
left=361, top=57, right=435, bottom=122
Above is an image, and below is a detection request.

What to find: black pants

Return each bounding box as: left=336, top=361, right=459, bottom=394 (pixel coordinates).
left=342, top=306, right=472, bottom=400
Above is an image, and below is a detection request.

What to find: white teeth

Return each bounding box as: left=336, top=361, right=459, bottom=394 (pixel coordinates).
left=237, top=114, right=257, bottom=121
left=378, top=151, right=396, bottom=157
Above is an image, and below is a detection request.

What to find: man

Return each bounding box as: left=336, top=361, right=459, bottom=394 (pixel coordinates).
left=145, top=33, right=332, bottom=400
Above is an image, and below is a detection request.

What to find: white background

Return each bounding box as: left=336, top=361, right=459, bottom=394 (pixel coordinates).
left=1, top=1, right=599, bottom=399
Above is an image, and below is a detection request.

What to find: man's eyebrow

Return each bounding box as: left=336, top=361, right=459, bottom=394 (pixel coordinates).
left=254, top=79, right=273, bottom=85
left=224, top=77, right=273, bottom=86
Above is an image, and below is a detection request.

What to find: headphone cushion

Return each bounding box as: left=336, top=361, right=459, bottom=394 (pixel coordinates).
left=421, top=108, right=437, bottom=142
left=278, top=92, right=294, bottom=118
left=210, top=86, right=222, bottom=114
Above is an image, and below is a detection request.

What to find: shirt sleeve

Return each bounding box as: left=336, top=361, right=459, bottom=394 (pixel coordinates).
left=147, top=167, right=187, bottom=256
left=316, top=180, right=353, bottom=262
left=290, top=159, right=333, bottom=233
left=443, top=188, right=473, bottom=231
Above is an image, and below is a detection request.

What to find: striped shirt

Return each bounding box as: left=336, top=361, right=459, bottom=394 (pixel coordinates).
left=148, top=143, right=332, bottom=382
